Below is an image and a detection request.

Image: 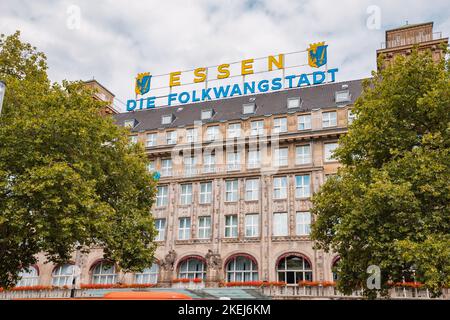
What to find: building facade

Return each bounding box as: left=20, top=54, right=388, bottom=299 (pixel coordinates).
left=21, top=22, right=448, bottom=290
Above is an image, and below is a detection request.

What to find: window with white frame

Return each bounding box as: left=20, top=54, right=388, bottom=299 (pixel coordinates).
left=154, top=218, right=166, bottom=241
left=324, top=142, right=338, bottom=162
left=250, top=120, right=264, bottom=136
left=226, top=256, right=258, bottom=282
left=295, top=175, right=311, bottom=198
left=180, top=184, right=193, bottom=205
left=184, top=156, right=196, bottom=176
left=274, top=147, right=288, bottom=167
left=296, top=145, right=311, bottom=165
left=199, top=182, right=212, bottom=204
left=227, top=123, right=241, bottom=138
left=277, top=256, right=312, bottom=284
left=243, top=103, right=255, bottom=114
left=52, top=264, right=76, bottom=287
left=161, top=159, right=172, bottom=176
left=16, top=267, right=39, bottom=287
left=146, top=133, right=157, bottom=147
left=227, top=151, right=241, bottom=171
left=247, top=150, right=261, bottom=169
left=296, top=212, right=311, bottom=236
left=287, top=97, right=301, bottom=109
left=166, top=131, right=177, bottom=145
left=206, top=126, right=220, bottom=141
left=92, top=261, right=117, bottom=284
left=161, top=114, right=173, bottom=125
left=225, top=215, right=238, bottom=238
left=322, top=111, right=337, bottom=128
left=225, top=180, right=238, bottom=202
left=245, top=214, right=259, bottom=237
left=203, top=153, right=215, bottom=173
left=347, top=109, right=356, bottom=124
left=156, top=186, right=168, bottom=206
left=186, top=128, right=198, bottom=143
left=273, top=176, right=288, bottom=199
left=178, top=258, right=206, bottom=279
left=335, top=90, right=351, bottom=103
left=245, top=179, right=259, bottom=201
left=273, top=117, right=287, bottom=133
left=178, top=217, right=191, bottom=240
left=129, top=135, right=138, bottom=144
left=147, top=160, right=155, bottom=172
left=124, top=119, right=135, bottom=128
left=134, top=263, right=159, bottom=284
left=298, top=114, right=311, bottom=130
left=198, top=216, right=211, bottom=239
left=201, top=109, right=214, bottom=120
left=273, top=212, right=288, bottom=236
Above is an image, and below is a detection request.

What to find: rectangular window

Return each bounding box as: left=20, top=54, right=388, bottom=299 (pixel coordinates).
left=324, top=142, right=338, bottom=162
left=124, top=119, right=135, bottom=128
left=225, top=215, right=238, bottom=238
left=184, top=156, right=196, bottom=176
left=161, top=159, right=172, bottom=177
left=274, top=147, right=288, bottom=167
left=347, top=110, right=356, bottom=124
left=180, top=184, right=193, bottom=205
left=273, top=117, right=287, bottom=133
left=186, top=128, right=198, bottom=143
left=147, top=160, right=155, bottom=172
left=245, top=214, right=259, bottom=237
left=295, top=175, right=311, bottom=198
left=227, top=123, right=241, bottom=138
left=203, top=154, right=215, bottom=173
left=335, top=90, right=351, bottom=103
left=298, top=115, right=311, bottom=130
left=273, top=176, right=288, bottom=199
left=166, top=131, right=177, bottom=145
left=287, top=97, right=301, bottom=109
left=178, top=217, right=191, bottom=240
left=201, top=109, right=213, bottom=120
left=156, top=186, right=168, bottom=206
left=250, top=120, right=264, bottom=136
left=199, top=182, right=212, bottom=204
left=155, top=219, right=166, bottom=241
left=296, top=145, right=311, bottom=165
left=243, top=103, right=255, bottom=114
left=225, top=180, right=238, bottom=202
left=245, top=179, right=259, bottom=201
left=247, top=150, right=261, bottom=169
left=322, top=111, right=337, bottom=128
left=198, top=216, right=211, bottom=239
left=227, top=151, right=241, bottom=171
left=296, top=212, right=311, bottom=236
left=146, top=133, right=157, bottom=147
left=161, top=114, right=173, bottom=125
left=273, top=212, right=288, bottom=236
left=206, top=126, right=220, bottom=141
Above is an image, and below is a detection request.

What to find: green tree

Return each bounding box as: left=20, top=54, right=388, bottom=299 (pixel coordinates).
left=311, top=48, right=450, bottom=298
left=0, top=31, right=157, bottom=288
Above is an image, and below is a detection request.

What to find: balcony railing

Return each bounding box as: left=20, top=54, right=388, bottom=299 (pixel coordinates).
left=380, top=32, right=444, bottom=49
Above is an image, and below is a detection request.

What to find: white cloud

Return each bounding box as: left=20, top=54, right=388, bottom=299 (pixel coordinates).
left=0, top=0, right=449, bottom=111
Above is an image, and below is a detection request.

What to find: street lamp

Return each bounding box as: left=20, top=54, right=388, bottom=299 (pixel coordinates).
left=0, top=81, right=6, bottom=115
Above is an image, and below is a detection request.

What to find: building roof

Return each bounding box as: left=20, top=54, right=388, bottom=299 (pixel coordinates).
left=386, top=22, right=433, bottom=33
left=113, top=78, right=365, bottom=132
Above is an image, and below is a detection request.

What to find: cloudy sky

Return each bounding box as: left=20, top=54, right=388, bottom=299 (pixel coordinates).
left=1, top=0, right=449, bottom=111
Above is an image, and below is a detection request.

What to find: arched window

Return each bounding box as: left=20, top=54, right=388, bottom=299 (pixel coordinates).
left=52, top=264, right=77, bottom=287
left=16, top=266, right=39, bottom=287
left=226, top=256, right=258, bottom=282
left=91, top=261, right=117, bottom=284
left=332, top=258, right=340, bottom=281
left=277, top=255, right=312, bottom=284
left=135, top=263, right=159, bottom=284
left=178, top=258, right=206, bottom=279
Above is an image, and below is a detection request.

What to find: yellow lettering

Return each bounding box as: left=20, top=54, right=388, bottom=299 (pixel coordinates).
left=268, top=54, right=284, bottom=71
left=169, top=71, right=181, bottom=87
left=241, top=59, right=254, bottom=76
left=217, top=63, right=230, bottom=79
left=194, top=67, right=207, bottom=83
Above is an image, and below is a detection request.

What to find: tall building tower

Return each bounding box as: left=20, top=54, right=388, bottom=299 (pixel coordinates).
left=376, top=21, right=448, bottom=68
left=83, top=79, right=118, bottom=115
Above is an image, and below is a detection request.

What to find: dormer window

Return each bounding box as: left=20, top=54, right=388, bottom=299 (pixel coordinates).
left=335, top=90, right=351, bottom=104
left=201, top=109, right=214, bottom=120
left=243, top=103, right=256, bottom=114
left=287, top=97, right=301, bottom=109
left=161, top=114, right=174, bottom=125
left=124, top=119, right=136, bottom=128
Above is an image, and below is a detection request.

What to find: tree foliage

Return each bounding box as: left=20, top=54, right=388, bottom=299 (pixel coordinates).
left=0, top=31, right=157, bottom=288
left=311, top=48, right=450, bottom=298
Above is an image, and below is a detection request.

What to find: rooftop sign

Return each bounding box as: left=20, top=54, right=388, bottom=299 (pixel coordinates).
left=126, top=42, right=338, bottom=111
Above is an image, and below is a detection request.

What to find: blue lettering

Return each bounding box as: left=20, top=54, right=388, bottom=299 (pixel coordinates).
left=168, top=93, right=177, bottom=106
left=146, top=97, right=156, bottom=109
left=126, top=99, right=136, bottom=111
left=179, top=92, right=190, bottom=104
left=202, top=88, right=212, bottom=100
left=213, top=85, right=231, bottom=99
left=230, top=84, right=242, bottom=97
left=327, top=68, right=338, bottom=82
left=258, top=79, right=269, bottom=92
left=297, top=73, right=311, bottom=87
left=192, top=90, right=200, bottom=102
left=271, top=77, right=283, bottom=90
left=285, top=75, right=296, bottom=88
left=243, top=81, right=256, bottom=95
